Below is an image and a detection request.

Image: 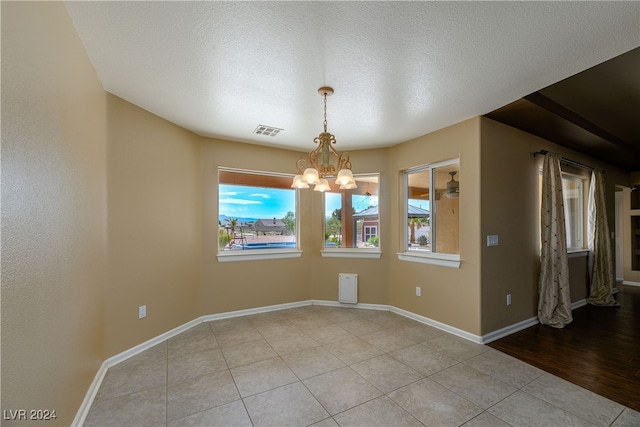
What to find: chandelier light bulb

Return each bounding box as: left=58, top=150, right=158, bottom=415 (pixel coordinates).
left=290, top=174, right=309, bottom=188
left=313, top=178, right=330, bottom=192
left=303, top=168, right=320, bottom=185
left=336, top=169, right=354, bottom=185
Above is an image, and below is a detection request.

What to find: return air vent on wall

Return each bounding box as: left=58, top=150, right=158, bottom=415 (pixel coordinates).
left=339, top=273, right=358, bottom=304
left=253, top=125, right=283, bottom=137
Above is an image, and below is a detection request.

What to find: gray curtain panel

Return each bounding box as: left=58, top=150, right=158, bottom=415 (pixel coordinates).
left=587, top=170, right=618, bottom=306
left=538, top=153, right=573, bottom=328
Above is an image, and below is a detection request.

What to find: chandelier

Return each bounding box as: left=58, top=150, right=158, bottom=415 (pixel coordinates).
left=291, top=87, right=357, bottom=192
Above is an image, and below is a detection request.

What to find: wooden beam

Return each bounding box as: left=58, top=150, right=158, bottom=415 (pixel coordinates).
left=525, top=92, right=633, bottom=150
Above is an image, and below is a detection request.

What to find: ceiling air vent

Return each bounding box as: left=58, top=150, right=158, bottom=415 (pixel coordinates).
left=253, top=125, right=283, bottom=137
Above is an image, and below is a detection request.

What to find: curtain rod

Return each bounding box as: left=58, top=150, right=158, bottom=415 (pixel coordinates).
left=533, top=149, right=597, bottom=172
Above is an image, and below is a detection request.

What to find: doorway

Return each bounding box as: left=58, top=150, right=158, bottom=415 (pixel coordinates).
left=614, top=188, right=624, bottom=281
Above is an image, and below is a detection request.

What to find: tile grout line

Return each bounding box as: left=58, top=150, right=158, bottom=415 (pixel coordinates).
left=87, top=306, right=635, bottom=426
left=213, top=321, right=253, bottom=426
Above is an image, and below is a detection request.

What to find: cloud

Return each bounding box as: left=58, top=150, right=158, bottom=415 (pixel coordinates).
left=219, top=191, right=239, bottom=196
left=219, top=198, right=262, bottom=205
left=250, top=193, right=270, bottom=199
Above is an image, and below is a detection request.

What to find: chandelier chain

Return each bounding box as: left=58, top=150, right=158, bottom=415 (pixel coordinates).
left=291, top=86, right=356, bottom=190
left=323, top=93, right=328, bottom=133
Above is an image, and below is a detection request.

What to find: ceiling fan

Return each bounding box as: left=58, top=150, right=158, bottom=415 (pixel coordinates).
left=446, top=171, right=459, bottom=198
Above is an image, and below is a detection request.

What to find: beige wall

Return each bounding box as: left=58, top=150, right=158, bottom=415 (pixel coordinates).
left=200, top=143, right=393, bottom=313
left=309, top=148, right=393, bottom=304
left=1, top=2, right=107, bottom=425
left=200, top=140, right=313, bottom=315
left=389, top=118, right=483, bottom=335
left=104, top=95, right=202, bottom=357
left=199, top=125, right=474, bottom=321
left=479, top=117, right=630, bottom=334
left=4, top=3, right=636, bottom=423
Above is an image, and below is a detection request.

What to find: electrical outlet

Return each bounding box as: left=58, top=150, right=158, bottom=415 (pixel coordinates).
left=139, top=305, right=146, bottom=319
left=506, top=294, right=512, bottom=306
left=487, top=235, right=499, bottom=247
left=416, top=286, right=422, bottom=297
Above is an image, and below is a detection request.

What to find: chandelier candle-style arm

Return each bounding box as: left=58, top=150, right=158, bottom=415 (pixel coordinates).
left=291, top=86, right=357, bottom=189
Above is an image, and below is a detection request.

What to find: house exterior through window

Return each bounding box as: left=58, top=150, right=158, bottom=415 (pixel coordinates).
left=218, top=168, right=298, bottom=253
left=324, top=174, right=380, bottom=249
left=404, top=159, right=460, bottom=255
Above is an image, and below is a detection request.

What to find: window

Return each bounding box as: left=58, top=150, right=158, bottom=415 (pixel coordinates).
left=562, top=175, right=584, bottom=251
left=218, top=169, right=299, bottom=259
left=403, top=159, right=460, bottom=264
left=364, top=226, right=377, bottom=242
left=538, top=172, right=585, bottom=251
left=323, top=174, right=380, bottom=251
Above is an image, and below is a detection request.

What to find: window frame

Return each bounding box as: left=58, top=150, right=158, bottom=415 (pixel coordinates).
left=217, top=167, right=302, bottom=262
left=364, top=225, right=378, bottom=242
left=398, top=158, right=461, bottom=268
left=537, top=170, right=588, bottom=254
left=321, top=173, right=381, bottom=259
left=561, top=173, right=585, bottom=252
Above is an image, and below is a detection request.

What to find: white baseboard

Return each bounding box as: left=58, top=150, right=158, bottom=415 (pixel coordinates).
left=480, top=316, right=539, bottom=344
left=478, top=298, right=587, bottom=344
left=390, top=306, right=484, bottom=344
left=73, top=300, right=313, bottom=425
left=311, top=299, right=390, bottom=312
left=572, top=298, right=587, bottom=309
left=71, top=362, right=108, bottom=426
left=109, top=318, right=203, bottom=368
left=200, top=300, right=312, bottom=322
left=313, top=300, right=486, bottom=344
left=73, top=296, right=593, bottom=424
left=622, top=280, right=640, bottom=287
left=72, top=316, right=203, bottom=426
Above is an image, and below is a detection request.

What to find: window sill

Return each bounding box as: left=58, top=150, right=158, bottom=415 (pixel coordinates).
left=568, top=250, right=589, bottom=258
left=321, top=249, right=382, bottom=259
left=217, top=249, right=302, bottom=263
left=397, top=252, right=461, bottom=268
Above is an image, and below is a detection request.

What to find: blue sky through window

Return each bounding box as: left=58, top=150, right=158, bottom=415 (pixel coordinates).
left=219, top=184, right=294, bottom=221
left=219, top=184, right=385, bottom=222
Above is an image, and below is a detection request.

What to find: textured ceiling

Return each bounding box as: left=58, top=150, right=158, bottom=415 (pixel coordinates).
left=64, top=1, right=640, bottom=153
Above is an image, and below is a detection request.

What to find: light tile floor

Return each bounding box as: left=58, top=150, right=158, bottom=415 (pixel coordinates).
left=85, top=305, right=640, bottom=427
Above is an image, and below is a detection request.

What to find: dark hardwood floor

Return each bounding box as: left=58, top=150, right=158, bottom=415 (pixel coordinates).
left=489, top=284, right=640, bottom=412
